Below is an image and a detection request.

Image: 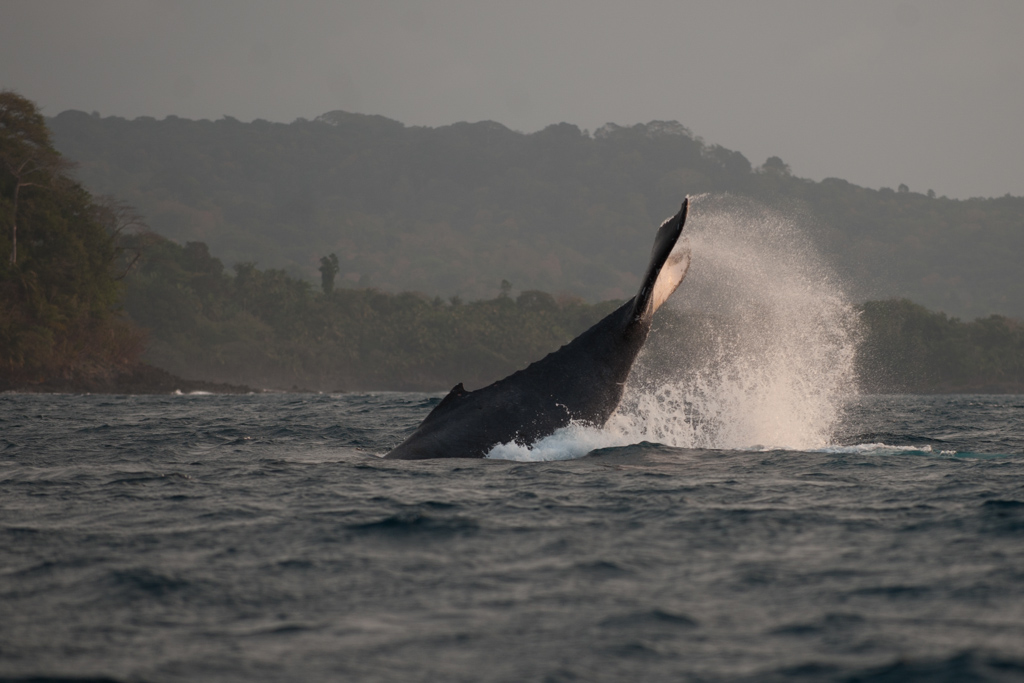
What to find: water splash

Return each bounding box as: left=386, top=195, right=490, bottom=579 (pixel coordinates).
left=488, top=194, right=862, bottom=461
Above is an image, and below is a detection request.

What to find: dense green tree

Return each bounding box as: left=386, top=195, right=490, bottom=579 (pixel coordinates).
left=319, top=253, right=339, bottom=295
left=858, top=299, right=1024, bottom=392
left=1, top=91, right=73, bottom=266
left=760, top=156, right=791, bottom=176
left=1, top=92, right=143, bottom=387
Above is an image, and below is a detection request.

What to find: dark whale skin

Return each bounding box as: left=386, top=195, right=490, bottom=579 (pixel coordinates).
left=385, top=199, right=689, bottom=460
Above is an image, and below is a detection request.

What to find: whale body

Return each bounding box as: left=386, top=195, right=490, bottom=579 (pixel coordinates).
left=384, top=199, right=690, bottom=460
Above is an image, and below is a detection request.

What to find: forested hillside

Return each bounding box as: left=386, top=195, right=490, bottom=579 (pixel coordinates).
left=49, top=110, right=1024, bottom=320
left=7, top=95, right=1021, bottom=393
left=1, top=92, right=144, bottom=388
left=117, top=233, right=1024, bottom=393
left=120, top=233, right=620, bottom=391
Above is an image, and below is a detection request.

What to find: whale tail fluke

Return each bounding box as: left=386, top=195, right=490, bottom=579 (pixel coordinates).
left=631, top=199, right=690, bottom=322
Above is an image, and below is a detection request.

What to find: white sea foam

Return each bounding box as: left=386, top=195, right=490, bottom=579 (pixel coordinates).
left=487, top=195, right=863, bottom=462
left=813, top=443, right=933, bottom=455
left=486, top=423, right=611, bottom=462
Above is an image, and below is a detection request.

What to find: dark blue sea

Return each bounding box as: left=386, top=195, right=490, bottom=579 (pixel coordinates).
left=2, top=391, right=1023, bottom=682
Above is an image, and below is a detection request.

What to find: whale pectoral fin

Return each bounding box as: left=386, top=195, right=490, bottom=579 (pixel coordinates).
left=631, top=198, right=690, bottom=321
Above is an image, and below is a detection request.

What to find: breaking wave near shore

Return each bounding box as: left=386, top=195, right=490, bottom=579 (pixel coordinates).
left=488, top=194, right=863, bottom=461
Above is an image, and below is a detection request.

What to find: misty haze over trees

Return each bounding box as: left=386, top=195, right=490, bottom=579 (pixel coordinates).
left=4, top=93, right=1023, bottom=392
left=118, top=231, right=1024, bottom=393
left=48, top=109, right=1024, bottom=321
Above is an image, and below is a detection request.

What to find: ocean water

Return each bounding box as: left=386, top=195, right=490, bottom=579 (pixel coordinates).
left=1, top=391, right=1023, bottom=683
left=4, top=194, right=1023, bottom=681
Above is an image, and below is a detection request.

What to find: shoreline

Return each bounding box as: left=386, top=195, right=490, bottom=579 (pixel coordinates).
left=4, top=364, right=1024, bottom=397
left=0, top=364, right=256, bottom=395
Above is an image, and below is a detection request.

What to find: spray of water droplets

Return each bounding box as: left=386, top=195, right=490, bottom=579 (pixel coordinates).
left=488, top=194, right=862, bottom=461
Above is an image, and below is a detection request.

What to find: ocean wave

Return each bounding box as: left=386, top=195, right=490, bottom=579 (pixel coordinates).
left=487, top=434, right=973, bottom=462
left=812, top=443, right=951, bottom=456
left=485, top=423, right=610, bottom=461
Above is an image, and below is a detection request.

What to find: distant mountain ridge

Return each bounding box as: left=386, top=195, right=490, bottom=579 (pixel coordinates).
left=48, top=109, right=1024, bottom=319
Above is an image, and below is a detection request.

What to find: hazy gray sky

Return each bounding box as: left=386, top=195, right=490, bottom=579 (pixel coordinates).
left=3, top=0, right=1022, bottom=199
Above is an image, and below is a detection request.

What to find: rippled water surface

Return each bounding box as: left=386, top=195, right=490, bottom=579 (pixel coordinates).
left=2, top=392, right=1024, bottom=682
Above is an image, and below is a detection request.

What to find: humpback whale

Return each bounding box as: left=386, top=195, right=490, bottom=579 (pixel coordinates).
left=385, top=199, right=690, bottom=460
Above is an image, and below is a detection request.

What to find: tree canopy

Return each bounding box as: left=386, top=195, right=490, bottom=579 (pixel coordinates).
left=4, top=97, right=1021, bottom=393
left=114, top=232, right=1024, bottom=393
left=48, top=109, right=1024, bottom=319
left=119, top=231, right=621, bottom=391
left=1, top=91, right=143, bottom=387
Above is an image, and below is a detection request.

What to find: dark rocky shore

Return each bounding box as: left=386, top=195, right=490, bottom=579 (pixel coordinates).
left=5, top=363, right=1021, bottom=396
left=1, top=364, right=255, bottom=395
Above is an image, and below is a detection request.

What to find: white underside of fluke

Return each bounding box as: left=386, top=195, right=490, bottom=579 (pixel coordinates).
left=651, top=239, right=691, bottom=314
